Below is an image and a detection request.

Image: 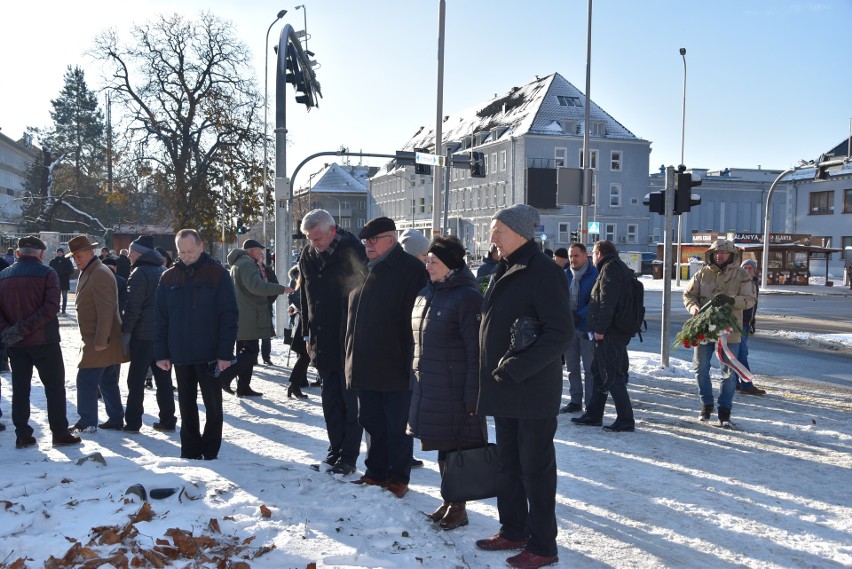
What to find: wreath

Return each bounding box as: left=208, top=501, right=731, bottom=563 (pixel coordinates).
left=674, top=295, right=742, bottom=349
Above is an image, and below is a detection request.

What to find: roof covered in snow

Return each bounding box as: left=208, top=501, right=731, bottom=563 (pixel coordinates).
left=294, top=163, right=373, bottom=196
left=400, top=72, right=642, bottom=154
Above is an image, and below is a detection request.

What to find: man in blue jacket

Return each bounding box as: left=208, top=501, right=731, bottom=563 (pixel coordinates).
left=560, top=242, right=598, bottom=414
left=155, top=229, right=238, bottom=460
left=0, top=236, right=80, bottom=448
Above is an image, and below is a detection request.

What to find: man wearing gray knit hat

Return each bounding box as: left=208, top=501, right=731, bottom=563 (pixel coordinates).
left=475, top=203, right=571, bottom=567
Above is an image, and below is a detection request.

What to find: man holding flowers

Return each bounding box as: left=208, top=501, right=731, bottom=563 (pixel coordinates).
left=682, top=239, right=755, bottom=428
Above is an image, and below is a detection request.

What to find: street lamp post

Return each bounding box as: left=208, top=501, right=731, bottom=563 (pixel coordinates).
left=295, top=5, right=308, bottom=52
left=263, top=9, right=287, bottom=246
left=675, top=47, right=687, bottom=286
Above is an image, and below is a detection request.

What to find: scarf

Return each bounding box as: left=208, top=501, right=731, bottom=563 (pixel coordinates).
left=569, top=259, right=589, bottom=312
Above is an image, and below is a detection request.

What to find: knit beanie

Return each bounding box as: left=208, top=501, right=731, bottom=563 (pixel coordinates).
left=428, top=235, right=466, bottom=270
left=130, top=235, right=155, bottom=255
left=492, top=204, right=539, bottom=241
left=400, top=229, right=430, bottom=258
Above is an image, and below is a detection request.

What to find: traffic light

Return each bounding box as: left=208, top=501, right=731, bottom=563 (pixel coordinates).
left=675, top=171, right=702, bottom=213
left=570, top=229, right=580, bottom=242
left=414, top=147, right=432, bottom=176
left=645, top=191, right=666, bottom=215
left=284, top=40, right=321, bottom=109
left=470, top=151, right=485, bottom=178
left=236, top=218, right=249, bottom=234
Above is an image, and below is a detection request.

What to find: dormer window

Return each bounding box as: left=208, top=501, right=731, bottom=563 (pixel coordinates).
left=557, top=95, right=582, bottom=107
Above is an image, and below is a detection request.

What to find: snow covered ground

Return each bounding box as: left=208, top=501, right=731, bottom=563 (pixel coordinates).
left=0, top=293, right=850, bottom=568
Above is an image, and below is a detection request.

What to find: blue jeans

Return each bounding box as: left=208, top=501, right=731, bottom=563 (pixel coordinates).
left=693, top=342, right=738, bottom=410
left=734, top=333, right=751, bottom=386
left=76, top=365, right=124, bottom=427
left=565, top=329, right=594, bottom=407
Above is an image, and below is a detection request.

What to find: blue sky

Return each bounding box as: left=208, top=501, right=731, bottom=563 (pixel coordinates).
left=2, top=0, right=850, bottom=177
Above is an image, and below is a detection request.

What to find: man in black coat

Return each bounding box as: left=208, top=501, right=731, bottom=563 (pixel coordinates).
left=475, top=204, right=570, bottom=569
left=121, top=235, right=175, bottom=433
left=299, top=209, right=368, bottom=475
left=48, top=248, right=74, bottom=314
left=571, top=240, right=636, bottom=432
left=345, top=216, right=427, bottom=498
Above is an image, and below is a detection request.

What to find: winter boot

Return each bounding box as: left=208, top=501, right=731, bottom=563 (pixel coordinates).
left=699, top=404, right=713, bottom=422
left=439, top=502, right=469, bottom=530
left=718, top=407, right=732, bottom=429
left=427, top=502, right=451, bottom=523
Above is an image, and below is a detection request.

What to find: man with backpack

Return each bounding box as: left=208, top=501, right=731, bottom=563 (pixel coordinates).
left=571, top=240, right=636, bottom=432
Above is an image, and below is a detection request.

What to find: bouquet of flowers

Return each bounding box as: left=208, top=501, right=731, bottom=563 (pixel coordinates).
left=673, top=295, right=743, bottom=349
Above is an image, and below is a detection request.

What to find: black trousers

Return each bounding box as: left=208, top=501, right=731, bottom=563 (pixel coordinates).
left=319, top=369, right=363, bottom=466
left=219, top=339, right=259, bottom=390
left=585, top=335, right=634, bottom=425
left=174, top=363, right=223, bottom=460
left=358, top=388, right=412, bottom=484
left=125, top=339, right=176, bottom=430
left=494, top=416, right=558, bottom=558
left=9, top=343, right=69, bottom=438
left=261, top=337, right=271, bottom=361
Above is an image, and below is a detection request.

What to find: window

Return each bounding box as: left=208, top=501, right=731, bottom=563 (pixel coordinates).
left=809, top=190, right=834, bottom=215
left=842, top=236, right=852, bottom=259
left=611, top=151, right=622, bottom=172
left=558, top=222, right=570, bottom=242
left=342, top=201, right=350, bottom=210
left=845, top=188, right=852, bottom=213
left=357, top=218, right=365, bottom=228
left=491, top=153, right=497, bottom=175
left=555, top=147, right=567, bottom=168
left=627, top=224, right=638, bottom=243
left=500, top=150, right=507, bottom=171
left=341, top=218, right=351, bottom=228
left=556, top=95, right=582, bottom=107
left=419, top=197, right=426, bottom=213
left=484, top=154, right=490, bottom=175
left=604, top=223, right=616, bottom=242
left=609, top=184, right=622, bottom=208
left=579, top=149, right=598, bottom=169
left=590, top=121, right=606, bottom=136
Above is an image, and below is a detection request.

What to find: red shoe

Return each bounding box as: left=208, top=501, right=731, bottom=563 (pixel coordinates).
left=385, top=481, right=409, bottom=498
left=506, top=551, right=559, bottom=568
left=351, top=476, right=383, bottom=487
left=475, top=534, right=528, bottom=551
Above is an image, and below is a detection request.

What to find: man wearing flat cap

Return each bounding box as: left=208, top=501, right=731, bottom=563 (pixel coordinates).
left=475, top=204, right=571, bottom=568
left=121, top=236, right=176, bottom=433
left=66, top=235, right=129, bottom=434
left=218, top=238, right=291, bottom=397
left=345, top=216, right=427, bottom=498
left=0, top=236, right=80, bottom=448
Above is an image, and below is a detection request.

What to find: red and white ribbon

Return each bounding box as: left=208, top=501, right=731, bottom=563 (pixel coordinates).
left=716, top=332, right=753, bottom=384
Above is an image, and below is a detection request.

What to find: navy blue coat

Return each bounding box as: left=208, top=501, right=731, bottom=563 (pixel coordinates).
left=408, top=267, right=486, bottom=449
left=565, top=260, right=598, bottom=332
left=122, top=249, right=165, bottom=342
left=154, top=252, right=238, bottom=365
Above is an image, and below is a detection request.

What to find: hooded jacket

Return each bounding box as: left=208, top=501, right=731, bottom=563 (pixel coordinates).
left=683, top=239, right=756, bottom=344
left=121, top=248, right=165, bottom=342
left=227, top=248, right=289, bottom=341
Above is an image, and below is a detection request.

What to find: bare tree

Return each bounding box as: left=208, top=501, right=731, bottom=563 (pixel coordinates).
left=93, top=12, right=266, bottom=239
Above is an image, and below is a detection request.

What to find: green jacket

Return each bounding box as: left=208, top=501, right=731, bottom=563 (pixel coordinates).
left=227, top=248, right=288, bottom=341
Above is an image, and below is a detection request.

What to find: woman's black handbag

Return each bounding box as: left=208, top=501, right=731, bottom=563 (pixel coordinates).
left=440, top=419, right=498, bottom=502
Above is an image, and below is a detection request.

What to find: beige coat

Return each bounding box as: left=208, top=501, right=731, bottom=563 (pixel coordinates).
left=75, top=258, right=129, bottom=368
left=683, top=241, right=756, bottom=344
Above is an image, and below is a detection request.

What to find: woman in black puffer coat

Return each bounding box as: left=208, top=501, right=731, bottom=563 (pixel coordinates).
left=408, top=236, right=485, bottom=531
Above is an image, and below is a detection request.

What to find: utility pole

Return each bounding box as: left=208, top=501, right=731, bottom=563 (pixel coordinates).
left=432, top=0, right=446, bottom=237
left=579, top=0, right=593, bottom=245
left=661, top=166, right=676, bottom=367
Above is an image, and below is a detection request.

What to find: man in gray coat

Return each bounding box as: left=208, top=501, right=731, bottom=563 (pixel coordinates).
left=475, top=204, right=571, bottom=569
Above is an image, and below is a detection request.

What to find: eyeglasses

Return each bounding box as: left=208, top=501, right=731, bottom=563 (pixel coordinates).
left=363, top=234, right=393, bottom=245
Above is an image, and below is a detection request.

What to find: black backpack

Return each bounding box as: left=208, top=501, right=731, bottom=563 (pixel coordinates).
left=615, top=267, right=647, bottom=341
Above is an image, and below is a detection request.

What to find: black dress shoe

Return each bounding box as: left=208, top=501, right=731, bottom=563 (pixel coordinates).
left=287, top=384, right=308, bottom=399
left=560, top=402, right=583, bottom=414
left=570, top=414, right=603, bottom=426
left=603, top=423, right=635, bottom=432
left=98, top=421, right=124, bottom=430
left=236, top=387, right=263, bottom=397
left=221, top=379, right=235, bottom=394
left=262, top=359, right=274, bottom=366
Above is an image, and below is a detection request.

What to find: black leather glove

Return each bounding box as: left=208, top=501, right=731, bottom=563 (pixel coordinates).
left=1, top=324, right=23, bottom=347
left=713, top=294, right=735, bottom=306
